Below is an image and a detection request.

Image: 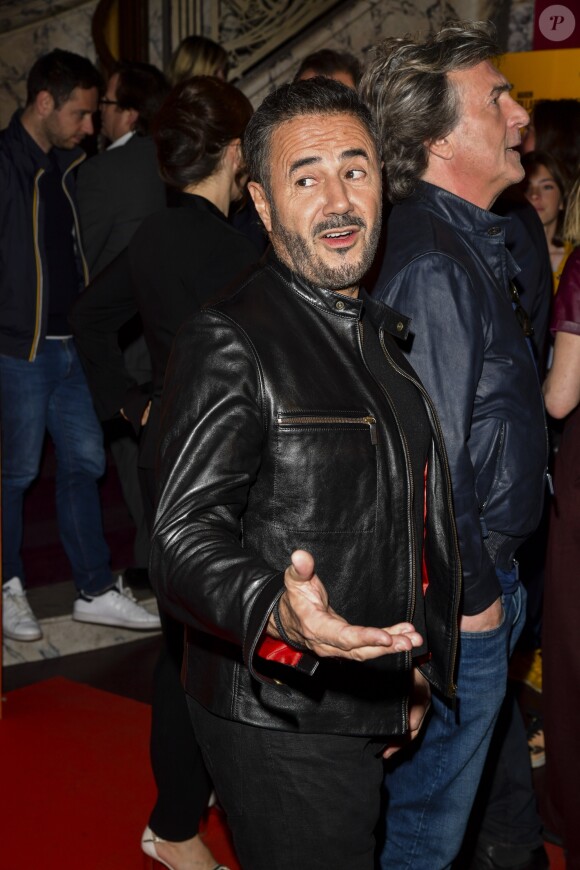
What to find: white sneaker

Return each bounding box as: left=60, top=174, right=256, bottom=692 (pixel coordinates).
left=72, top=576, right=161, bottom=631
left=2, top=577, right=43, bottom=641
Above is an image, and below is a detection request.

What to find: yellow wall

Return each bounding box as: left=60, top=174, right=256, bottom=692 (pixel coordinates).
left=496, top=48, right=580, bottom=113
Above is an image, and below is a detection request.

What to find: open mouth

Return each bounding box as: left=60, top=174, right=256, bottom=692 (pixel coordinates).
left=320, top=228, right=359, bottom=248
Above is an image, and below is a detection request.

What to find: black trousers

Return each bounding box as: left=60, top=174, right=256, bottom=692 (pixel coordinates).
left=141, top=466, right=212, bottom=841
left=188, top=696, right=386, bottom=870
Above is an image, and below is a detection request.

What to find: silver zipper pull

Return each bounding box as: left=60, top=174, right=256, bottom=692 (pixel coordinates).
left=364, top=416, right=378, bottom=445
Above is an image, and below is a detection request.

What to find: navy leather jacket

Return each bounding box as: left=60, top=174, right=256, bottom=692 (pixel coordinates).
left=151, top=254, right=461, bottom=737
left=373, top=181, right=547, bottom=615
left=0, top=112, right=88, bottom=360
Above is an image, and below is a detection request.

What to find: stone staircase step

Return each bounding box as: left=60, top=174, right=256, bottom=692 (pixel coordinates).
left=2, top=576, right=160, bottom=666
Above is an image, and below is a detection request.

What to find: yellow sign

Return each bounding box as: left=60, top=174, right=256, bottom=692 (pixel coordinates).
left=496, top=48, right=580, bottom=113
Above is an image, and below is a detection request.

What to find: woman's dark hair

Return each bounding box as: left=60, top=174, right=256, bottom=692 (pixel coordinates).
left=531, top=99, right=580, bottom=179
left=153, top=76, right=253, bottom=190
left=522, top=149, right=571, bottom=247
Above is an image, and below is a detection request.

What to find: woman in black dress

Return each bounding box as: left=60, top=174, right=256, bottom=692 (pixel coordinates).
left=71, top=76, right=260, bottom=870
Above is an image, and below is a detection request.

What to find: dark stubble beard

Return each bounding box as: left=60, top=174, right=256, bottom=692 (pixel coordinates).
left=269, top=205, right=382, bottom=292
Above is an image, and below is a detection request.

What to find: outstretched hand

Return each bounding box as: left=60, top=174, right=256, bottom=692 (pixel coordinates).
left=268, top=550, right=423, bottom=661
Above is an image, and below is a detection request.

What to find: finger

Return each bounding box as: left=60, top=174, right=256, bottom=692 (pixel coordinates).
left=384, top=622, right=417, bottom=635
left=385, top=630, right=423, bottom=650
left=383, top=741, right=403, bottom=760
left=310, top=619, right=422, bottom=656
left=288, top=549, right=316, bottom=583
left=408, top=700, right=431, bottom=733
left=309, top=632, right=419, bottom=660
left=383, top=622, right=423, bottom=649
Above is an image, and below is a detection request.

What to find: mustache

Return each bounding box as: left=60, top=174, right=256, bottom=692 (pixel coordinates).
left=313, top=215, right=367, bottom=236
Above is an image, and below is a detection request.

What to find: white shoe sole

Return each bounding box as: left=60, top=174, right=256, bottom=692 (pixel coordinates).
left=3, top=626, right=43, bottom=642
left=72, top=611, right=160, bottom=630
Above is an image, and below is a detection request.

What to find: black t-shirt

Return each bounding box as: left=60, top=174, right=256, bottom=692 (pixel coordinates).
left=42, top=151, right=81, bottom=334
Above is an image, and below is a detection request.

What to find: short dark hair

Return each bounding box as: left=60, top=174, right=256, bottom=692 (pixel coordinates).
left=114, top=62, right=170, bottom=136
left=243, top=77, right=379, bottom=195
left=153, top=76, right=253, bottom=190
left=531, top=99, right=580, bottom=179
left=360, top=20, right=499, bottom=203
left=26, top=48, right=102, bottom=108
left=294, top=49, right=362, bottom=86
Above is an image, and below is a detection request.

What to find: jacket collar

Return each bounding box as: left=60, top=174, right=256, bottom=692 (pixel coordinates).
left=412, top=180, right=510, bottom=236
left=265, top=250, right=410, bottom=339
left=409, top=180, right=519, bottom=280
left=175, top=191, right=228, bottom=222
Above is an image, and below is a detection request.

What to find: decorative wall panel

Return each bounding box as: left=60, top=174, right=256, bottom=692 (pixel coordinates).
left=0, top=0, right=536, bottom=129
left=238, top=0, right=535, bottom=107
left=161, top=0, right=344, bottom=75
left=0, top=0, right=98, bottom=127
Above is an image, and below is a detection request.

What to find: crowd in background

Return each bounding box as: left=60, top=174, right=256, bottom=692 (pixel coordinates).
left=2, top=26, right=580, bottom=870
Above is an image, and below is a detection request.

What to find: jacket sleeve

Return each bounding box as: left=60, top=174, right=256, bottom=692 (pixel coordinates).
left=150, top=309, right=287, bottom=670
left=374, top=253, right=499, bottom=615
left=504, top=207, right=551, bottom=372
left=76, top=156, right=113, bottom=278
left=69, top=248, right=143, bottom=422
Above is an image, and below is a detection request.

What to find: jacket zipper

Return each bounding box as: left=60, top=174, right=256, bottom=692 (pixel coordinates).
left=277, top=414, right=378, bottom=445
left=378, top=332, right=461, bottom=698
left=28, top=154, right=87, bottom=361
left=29, top=168, right=45, bottom=361
left=357, top=321, right=416, bottom=732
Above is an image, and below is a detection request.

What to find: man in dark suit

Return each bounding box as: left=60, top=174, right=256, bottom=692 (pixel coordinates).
left=77, top=62, right=169, bottom=577
left=77, top=62, right=169, bottom=277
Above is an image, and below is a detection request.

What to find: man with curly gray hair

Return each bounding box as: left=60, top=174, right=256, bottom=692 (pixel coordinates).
left=361, top=21, right=548, bottom=870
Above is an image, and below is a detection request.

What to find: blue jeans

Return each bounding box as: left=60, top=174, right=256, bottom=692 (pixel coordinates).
left=381, top=583, right=526, bottom=870
left=0, top=339, right=112, bottom=595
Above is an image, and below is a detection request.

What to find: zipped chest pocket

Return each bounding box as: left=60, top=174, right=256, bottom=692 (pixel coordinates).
left=278, top=413, right=378, bottom=444
left=271, top=411, right=378, bottom=534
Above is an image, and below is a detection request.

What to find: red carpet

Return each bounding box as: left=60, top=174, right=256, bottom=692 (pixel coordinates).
left=0, top=679, right=240, bottom=869
left=0, top=679, right=565, bottom=868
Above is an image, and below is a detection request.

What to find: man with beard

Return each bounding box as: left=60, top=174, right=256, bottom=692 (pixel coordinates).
left=150, top=79, right=461, bottom=870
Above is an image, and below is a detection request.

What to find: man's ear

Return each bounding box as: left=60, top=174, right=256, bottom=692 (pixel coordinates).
left=36, top=90, right=55, bottom=118
left=426, top=135, right=454, bottom=161
left=127, top=107, right=139, bottom=130
left=248, top=181, right=272, bottom=234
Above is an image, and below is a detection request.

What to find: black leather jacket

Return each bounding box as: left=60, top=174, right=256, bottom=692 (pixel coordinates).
left=151, top=253, right=461, bottom=737
left=374, top=181, right=548, bottom=615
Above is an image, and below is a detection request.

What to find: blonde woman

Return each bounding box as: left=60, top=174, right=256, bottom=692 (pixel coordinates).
left=168, top=35, right=228, bottom=85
